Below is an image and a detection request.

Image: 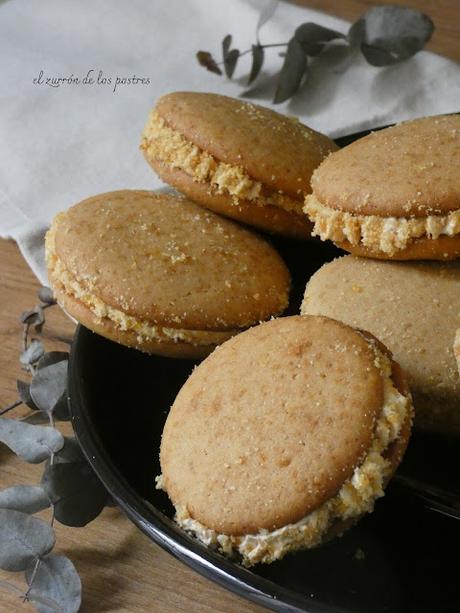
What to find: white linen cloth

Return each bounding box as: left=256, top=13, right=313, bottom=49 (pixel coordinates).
left=1, top=0, right=460, bottom=284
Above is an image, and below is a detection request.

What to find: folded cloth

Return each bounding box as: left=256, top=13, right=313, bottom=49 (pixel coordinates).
left=1, top=0, right=459, bottom=284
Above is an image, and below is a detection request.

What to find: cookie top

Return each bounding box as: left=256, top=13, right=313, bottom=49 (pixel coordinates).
left=302, top=256, right=460, bottom=427
left=311, top=114, right=460, bottom=217
left=154, top=92, right=338, bottom=199
left=160, top=315, right=385, bottom=535
left=52, top=190, right=290, bottom=330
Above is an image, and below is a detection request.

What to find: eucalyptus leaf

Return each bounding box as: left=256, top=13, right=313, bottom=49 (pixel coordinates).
left=37, top=352, right=68, bottom=371
left=273, top=37, right=306, bottom=104
left=20, top=340, right=45, bottom=367
left=0, top=485, right=50, bottom=514
left=20, top=307, right=45, bottom=328
left=0, top=417, right=64, bottom=463
left=256, top=0, right=278, bottom=39
left=41, top=462, right=108, bottom=527
left=224, top=49, right=239, bottom=78
left=22, top=412, right=50, bottom=425
left=52, top=436, right=85, bottom=465
left=38, top=287, right=55, bottom=305
left=222, top=34, right=232, bottom=58
left=0, top=509, right=55, bottom=571
left=30, top=361, right=68, bottom=417
left=349, top=6, right=434, bottom=66
left=248, top=44, right=264, bottom=84
left=17, top=379, right=39, bottom=411
left=295, top=22, right=345, bottom=56
left=26, top=555, right=81, bottom=613
left=348, top=18, right=365, bottom=50
left=196, top=51, right=222, bottom=75
left=53, top=398, right=70, bottom=421
left=222, top=34, right=239, bottom=78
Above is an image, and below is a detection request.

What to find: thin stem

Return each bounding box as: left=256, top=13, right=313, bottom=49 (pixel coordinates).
left=218, top=41, right=288, bottom=65
left=23, top=558, right=40, bottom=602
left=0, top=400, right=23, bottom=416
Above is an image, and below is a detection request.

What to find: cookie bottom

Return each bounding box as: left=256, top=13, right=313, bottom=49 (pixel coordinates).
left=56, top=287, right=221, bottom=359
left=337, top=235, right=460, bottom=260
left=147, top=159, right=313, bottom=239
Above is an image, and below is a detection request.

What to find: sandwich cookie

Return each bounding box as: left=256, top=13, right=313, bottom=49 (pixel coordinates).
left=304, top=114, right=460, bottom=259
left=158, top=316, right=413, bottom=566
left=302, top=256, right=460, bottom=434
left=140, top=92, right=338, bottom=238
left=46, top=190, right=291, bottom=359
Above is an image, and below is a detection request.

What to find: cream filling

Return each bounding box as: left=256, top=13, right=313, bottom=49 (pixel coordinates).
left=304, top=194, right=460, bottom=255
left=45, top=227, right=236, bottom=347
left=140, top=112, right=304, bottom=214
left=157, top=347, right=412, bottom=566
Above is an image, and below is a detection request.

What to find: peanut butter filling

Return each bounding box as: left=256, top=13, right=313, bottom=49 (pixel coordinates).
left=157, top=345, right=412, bottom=566
left=45, top=227, right=236, bottom=347
left=140, top=112, right=304, bottom=214
left=305, top=194, right=460, bottom=255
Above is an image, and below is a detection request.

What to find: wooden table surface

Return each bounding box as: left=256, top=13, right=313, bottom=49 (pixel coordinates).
left=1, top=2, right=459, bottom=611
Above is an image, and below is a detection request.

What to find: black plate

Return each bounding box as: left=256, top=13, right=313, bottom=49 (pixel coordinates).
left=68, top=128, right=460, bottom=613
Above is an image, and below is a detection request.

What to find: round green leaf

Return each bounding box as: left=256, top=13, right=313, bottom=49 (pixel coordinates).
left=295, top=22, right=345, bottom=56
left=20, top=340, right=45, bottom=367
left=37, top=352, right=68, bottom=371
left=20, top=307, right=45, bottom=328
left=0, top=485, right=50, bottom=514
left=350, top=6, right=434, bottom=66
left=26, top=555, right=81, bottom=613
left=30, top=361, right=68, bottom=417
left=196, top=51, right=222, bottom=75
left=248, top=44, right=264, bottom=84
left=0, top=417, right=64, bottom=463
left=273, top=37, right=307, bottom=104
left=41, top=462, right=108, bottom=527
left=38, top=287, right=56, bottom=305
left=17, top=379, right=39, bottom=411
left=0, top=509, right=55, bottom=571
left=52, top=437, right=85, bottom=465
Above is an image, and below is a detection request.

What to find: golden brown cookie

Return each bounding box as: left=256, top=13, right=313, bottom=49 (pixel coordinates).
left=46, top=190, right=291, bottom=358
left=304, top=114, right=460, bottom=259
left=140, top=92, right=338, bottom=238
left=302, top=256, right=460, bottom=434
left=159, top=315, right=413, bottom=565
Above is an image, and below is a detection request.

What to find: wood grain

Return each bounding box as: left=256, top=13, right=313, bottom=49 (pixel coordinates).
left=1, top=1, right=459, bottom=611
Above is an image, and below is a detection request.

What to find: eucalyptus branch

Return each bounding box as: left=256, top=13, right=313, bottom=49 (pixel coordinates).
left=215, top=41, right=288, bottom=64
left=0, top=284, right=108, bottom=612
left=196, top=5, right=434, bottom=103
